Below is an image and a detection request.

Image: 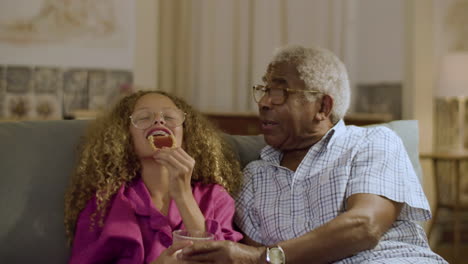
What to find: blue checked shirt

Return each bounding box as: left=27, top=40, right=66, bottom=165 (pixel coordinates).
left=235, top=120, right=447, bottom=263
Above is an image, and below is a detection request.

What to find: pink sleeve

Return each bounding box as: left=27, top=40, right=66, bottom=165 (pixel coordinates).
left=69, top=197, right=103, bottom=263
left=69, top=194, right=144, bottom=264
left=204, top=185, right=243, bottom=242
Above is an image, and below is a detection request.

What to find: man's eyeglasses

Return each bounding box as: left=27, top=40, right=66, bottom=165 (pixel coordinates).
left=252, top=85, right=322, bottom=105
left=130, top=108, right=186, bottom=129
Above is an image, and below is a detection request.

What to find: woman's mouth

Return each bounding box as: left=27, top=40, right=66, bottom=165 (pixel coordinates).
left=145, top=127, right=172, bottom=138
left=146, top=128, right=176, bottom=150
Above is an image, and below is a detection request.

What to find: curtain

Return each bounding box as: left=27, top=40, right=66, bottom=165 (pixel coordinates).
left=156, top=0, right=356, bottom=113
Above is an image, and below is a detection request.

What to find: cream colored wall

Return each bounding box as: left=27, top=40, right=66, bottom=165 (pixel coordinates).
left=134, top=0, right=158, bottom=89
left=356, top=0, right=405, bottom=83
left=405, top=0, right=435, bottom=230
left=133, top=1, right=438, bottom=228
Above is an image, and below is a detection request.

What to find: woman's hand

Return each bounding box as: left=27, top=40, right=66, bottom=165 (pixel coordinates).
left=153, top=147, right=195, bottom=198
left=153, top=147, right=206, bottom=232
left=151, top=241, right=193, bottom=264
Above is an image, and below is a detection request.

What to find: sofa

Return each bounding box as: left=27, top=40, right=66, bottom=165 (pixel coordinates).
left=0, top=119, right=422, bottom=263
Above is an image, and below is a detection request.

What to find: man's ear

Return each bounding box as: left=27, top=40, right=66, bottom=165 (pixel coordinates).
left=315, top=95, right=333, bottom=121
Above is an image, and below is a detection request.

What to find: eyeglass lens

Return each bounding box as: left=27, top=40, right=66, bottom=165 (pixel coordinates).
left=131, top=108, right=185, bottom=129
left=253, top=86, right=286, bottom=104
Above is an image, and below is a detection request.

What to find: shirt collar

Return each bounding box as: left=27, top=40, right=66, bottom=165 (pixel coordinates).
left=125, top=177, right=154, bottom=216
left=260, top=145, right=283, bottom=164
left=259, top=119, right=347, bottom=162
left=125, top=177, right=182, bottom=230
left=324, top=119, right=347, bottom=149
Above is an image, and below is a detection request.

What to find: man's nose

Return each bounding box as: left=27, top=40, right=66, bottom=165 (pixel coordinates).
left=258, top=93, right=272, bottom=111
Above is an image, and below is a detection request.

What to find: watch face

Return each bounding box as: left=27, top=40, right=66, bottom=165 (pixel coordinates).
left=268, top=247, right=285, bottom=264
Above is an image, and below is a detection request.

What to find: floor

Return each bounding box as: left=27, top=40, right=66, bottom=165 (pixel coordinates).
left=434, top=243, right=468, bottom=264
left=428, top=210, right=468, bottom=263
left=430, top=224, right=468, bottom=264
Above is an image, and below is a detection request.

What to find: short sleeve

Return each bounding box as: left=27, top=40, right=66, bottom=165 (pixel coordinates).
left=234, top=163, right=263, bottom=243
left=70, top=198, right=101, bottom=258
left=204, top=185, right=243, bottom=242
left=346, top=127, right=431, bottom=221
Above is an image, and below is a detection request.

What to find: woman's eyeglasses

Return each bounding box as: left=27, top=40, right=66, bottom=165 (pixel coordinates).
left=130, top=108, right=186, bottom=129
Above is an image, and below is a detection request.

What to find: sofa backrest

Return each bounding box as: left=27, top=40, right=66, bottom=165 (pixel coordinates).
left=0, top=119, right=421, bottom=263
left=0, top=120, right=87, bottom=263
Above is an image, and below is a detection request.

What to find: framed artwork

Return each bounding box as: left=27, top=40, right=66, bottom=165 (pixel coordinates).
left=0, top=0, right=134, bottom=70
left=465, top=99, right=468, bottom=149
left=0, top=0, right=134, bottom=119
left=88, top=70, right=107, bottom=110
left=0, top=65, right=133, bottom=119
left=6, top=66, right=32, bottom=94
left=3, top=93, right=61, bottom=120
left=0, top=66, right=4, bottom=117
left=355, top=83, right=402, bottom=120
left=63, top=69, right=88, bottom=116
left=0, top=66, right=4, bottom=91
left=107, top=70, right=133, bottom=91
left=34, top=67, right=62, bottom=94
left=4, top=94, right=34, bottom=119
left=34, top=94, right=61, bottom=119
left=105, top=70, right=133, bottom=108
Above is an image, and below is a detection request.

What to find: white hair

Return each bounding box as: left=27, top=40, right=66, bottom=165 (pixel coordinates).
left=270, top=44, right=350, bottom=124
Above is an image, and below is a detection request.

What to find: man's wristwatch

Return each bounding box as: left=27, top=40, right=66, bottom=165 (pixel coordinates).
left=266, top=245, right=286, bottom=264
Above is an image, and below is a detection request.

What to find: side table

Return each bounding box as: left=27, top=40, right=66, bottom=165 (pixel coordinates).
left=420, top=150, right=468, bottom=260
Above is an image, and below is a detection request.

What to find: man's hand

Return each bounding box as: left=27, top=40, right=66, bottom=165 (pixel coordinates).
left=151, top=241, right=193, bottom=264
left=177, top=240, right=265, bottom=264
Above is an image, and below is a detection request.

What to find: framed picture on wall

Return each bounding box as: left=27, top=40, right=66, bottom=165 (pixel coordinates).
left=0, top=0, right=135, bottom=70
left=0, top=0, right=135, bottom=120
left=355, top=83, right=402, bottom=120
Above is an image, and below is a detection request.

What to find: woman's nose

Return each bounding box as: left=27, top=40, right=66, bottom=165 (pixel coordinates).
left=153, top=112, right=166, bottom=124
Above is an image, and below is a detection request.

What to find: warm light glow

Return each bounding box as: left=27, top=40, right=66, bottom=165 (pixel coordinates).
left=437, top=52, right=468, bottom=97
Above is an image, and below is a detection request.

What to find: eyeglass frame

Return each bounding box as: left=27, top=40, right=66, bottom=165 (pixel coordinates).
left=129, top=108, right=187, bottom=130
left=252, top=84, right=322, bottom=105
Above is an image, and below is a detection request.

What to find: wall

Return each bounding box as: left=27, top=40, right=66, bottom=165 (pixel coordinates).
left=133, top=0, right=408, bottom=114
left=133, top=1, right=437, bottom=209
left=405, top=0, right=435, bottom=230
left=134, top=0, right=158, bottom=89
left=0, top=0, right=135, bottom=119
left=355, top=0, right=405, bottom=84
left=132, top=1, right=433, bottom=137
left=0, top=0, right=135, bottom=69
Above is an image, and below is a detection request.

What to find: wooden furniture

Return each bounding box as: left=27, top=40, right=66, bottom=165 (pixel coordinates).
left=420, top=150, right=468, bottom=260
left=205, top=112, right=393, bottom=135
left=69, top=110, right=393, bottom=135
left=343, top=112, right=393, bottom=126
left=204, top=112, right=261, bottom=135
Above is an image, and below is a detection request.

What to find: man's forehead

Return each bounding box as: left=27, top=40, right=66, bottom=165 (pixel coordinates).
left=264, top=62, right=299, bottom=78
left=268, top=62, right=289, bottom=71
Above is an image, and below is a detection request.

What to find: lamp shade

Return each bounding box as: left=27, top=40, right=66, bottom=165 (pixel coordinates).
left=437, top=52, right=468, bottom=97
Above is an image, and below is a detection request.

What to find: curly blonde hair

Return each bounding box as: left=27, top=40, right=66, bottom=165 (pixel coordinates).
left=64, top=90, right=242, bottom=244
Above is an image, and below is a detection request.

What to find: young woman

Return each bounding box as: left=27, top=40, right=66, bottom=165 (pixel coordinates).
left=64, top=90, right=243, bottom=264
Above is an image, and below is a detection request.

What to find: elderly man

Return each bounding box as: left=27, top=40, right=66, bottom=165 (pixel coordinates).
left=178, top=45, right=447, bottom=263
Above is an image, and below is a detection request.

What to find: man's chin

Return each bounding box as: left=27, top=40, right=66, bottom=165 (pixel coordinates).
left=263, top=135, right=283, bottom=149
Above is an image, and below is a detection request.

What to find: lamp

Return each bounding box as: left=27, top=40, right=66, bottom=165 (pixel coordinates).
left=435, top=52, right=468, bottom=152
